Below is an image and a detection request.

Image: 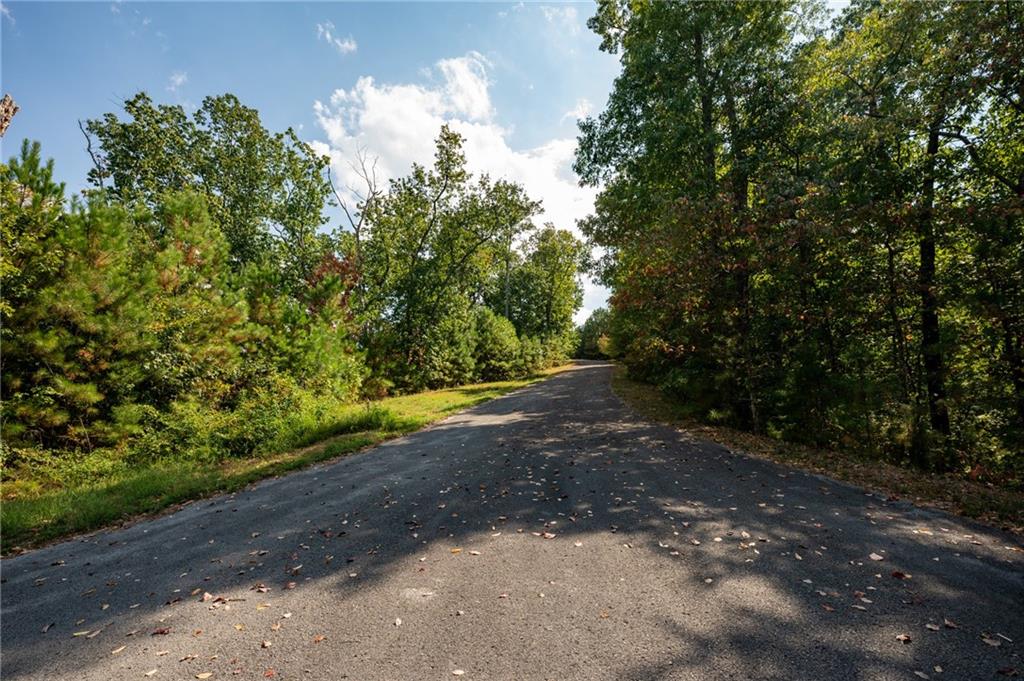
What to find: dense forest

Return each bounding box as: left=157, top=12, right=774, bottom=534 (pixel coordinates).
left=575, top=0, right=1022, bottom=478
left=1, top=96, right=585, bottom=476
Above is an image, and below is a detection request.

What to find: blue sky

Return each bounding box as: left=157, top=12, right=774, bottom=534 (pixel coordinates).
left=0, top=1, right=619, bottom=320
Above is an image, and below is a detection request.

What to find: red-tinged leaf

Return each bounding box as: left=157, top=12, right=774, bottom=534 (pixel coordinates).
left=151, top=628, right=171, bottom=636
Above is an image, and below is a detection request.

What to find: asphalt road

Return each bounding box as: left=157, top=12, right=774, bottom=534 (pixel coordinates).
left=2, top=361, right=1022, bottom=680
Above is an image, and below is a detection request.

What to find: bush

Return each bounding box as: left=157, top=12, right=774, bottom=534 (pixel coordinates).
left=473, top=307, right=521, bottom=381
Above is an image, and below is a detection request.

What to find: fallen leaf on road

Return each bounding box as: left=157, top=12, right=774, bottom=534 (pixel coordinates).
left=869, top=553, right=884, bottom=561
left=41, top=623, right=54, bottom=633
left=144, top=670, right=158, bottom=678
left=112, top=646, right=126, bottom=655
left=151, top=628, right=171, bottom=636
left=944, top=618, right=958, bottom=629
left=983, top=636, right=1002, bottom=647
left=925, top=623, right=940, bottom=631
left=896, top=634, right=911, bottom=644
left=450, top=548, right=462, bottom=554
left=196, top=674, right=213, bottom=680
left=394, top=618, right=402, bottom=627
left=313, top=635, right=325, bottom=644
left=452, top=671, right=465, bottom=677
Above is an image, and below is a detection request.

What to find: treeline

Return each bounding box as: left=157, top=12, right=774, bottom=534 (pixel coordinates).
left=575, top=1, right=1022, bottom=477
left=1, top=94, right=585, bottom=473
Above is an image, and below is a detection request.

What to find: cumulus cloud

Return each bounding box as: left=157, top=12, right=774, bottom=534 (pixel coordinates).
left=311, top=51, right=606, bottom=322
left=317, top=21, right=357, bottom=55
left=166, top=71, right=188, bottom=93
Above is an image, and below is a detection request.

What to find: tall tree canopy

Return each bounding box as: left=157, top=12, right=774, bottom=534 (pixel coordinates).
left=577, top=0, right=1023, bottom=475
left=85, top=93, right=333, bottom=290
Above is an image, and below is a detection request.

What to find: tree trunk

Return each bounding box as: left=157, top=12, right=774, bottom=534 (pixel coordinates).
left=917, top=121, right=952, bottom=469
left=693, top=28, right=716, bottom=198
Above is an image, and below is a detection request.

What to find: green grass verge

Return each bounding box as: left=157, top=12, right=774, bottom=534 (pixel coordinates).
left=1, top=366, right=570, bottom=554
left=610, top=364, right=1024, bottom=533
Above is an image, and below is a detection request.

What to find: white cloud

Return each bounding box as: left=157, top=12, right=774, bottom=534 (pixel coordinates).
left=1, top=2, right=14, bottom=23
left=438, top=53, right=493, bottom=121
left=561, top=98, right=591, bottom=124
left=539, top=5, right=580, bottom=34
left=311, top=51, right=607, bottom=322
left=166, top=71, right=188, bottom=93
left=317, top=21, right=357, bottom=55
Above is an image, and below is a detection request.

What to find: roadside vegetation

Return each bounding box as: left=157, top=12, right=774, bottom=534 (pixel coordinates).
left=611, top=365, right=1023, bottom=532
left=1, top=367, right=567, bottom=553
left=575, top=2, right=1022, bottom=490
left=1, top=96, right=586, bottom=551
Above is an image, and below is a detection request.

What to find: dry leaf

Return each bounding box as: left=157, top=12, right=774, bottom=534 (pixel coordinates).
left=869, top=553, right=884, bottom=561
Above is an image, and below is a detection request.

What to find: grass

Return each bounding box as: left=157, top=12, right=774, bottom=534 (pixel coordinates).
left=0, top=366, right=570, bottom=554
left=611, top=364, right=1024, bottom=533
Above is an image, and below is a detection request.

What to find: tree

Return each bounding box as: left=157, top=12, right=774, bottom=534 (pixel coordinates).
left=578, top=308, right=613, bottom=358
left=84, top=93, right=333, bottom=291
left=575, top=0, right=1023, bottom=475
left=358, top=126, right=540, bottom=390
left=499, top=226, right=588, bottom=343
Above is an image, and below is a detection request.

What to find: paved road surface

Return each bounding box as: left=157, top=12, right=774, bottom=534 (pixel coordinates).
left=2, top=362, right=1022, bottom=680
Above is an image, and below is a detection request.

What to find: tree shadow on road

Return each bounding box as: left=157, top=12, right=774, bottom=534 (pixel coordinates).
left=3, top=363, right=1022, bottom=680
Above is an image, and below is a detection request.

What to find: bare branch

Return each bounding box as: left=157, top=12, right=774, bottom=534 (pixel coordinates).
left=78, top=119, right=106, bottom=189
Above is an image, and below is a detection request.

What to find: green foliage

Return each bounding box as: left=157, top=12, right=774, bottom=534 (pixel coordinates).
left=356, top=125, right=564, bottom=390
left=0, top=139, right=364, bottom=468
left=577, top=308, right=613, bottom=358
left=494, top=225, right=588, bottom=342
left=577, top=0, right=1023, bottom=477
left=2, top=90, right=587, bottom=542
left=473, top=307, right=520, bottom=381
left=84, top=93, right=333, bottom=292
